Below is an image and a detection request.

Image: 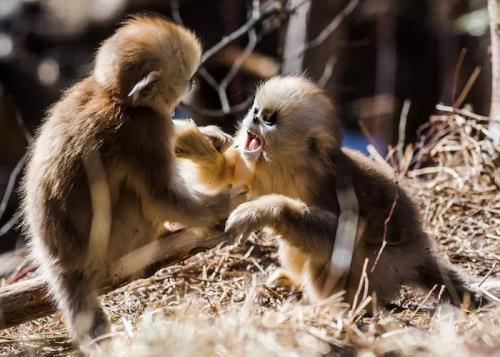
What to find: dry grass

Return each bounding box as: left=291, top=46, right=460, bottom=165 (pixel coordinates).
left=0, top=107, right=499, bottom=356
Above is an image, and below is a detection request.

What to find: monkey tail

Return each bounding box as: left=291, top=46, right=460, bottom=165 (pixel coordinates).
left=416, top=259, right=496, bottom=308
left=83, top=150, right=112, bottom=269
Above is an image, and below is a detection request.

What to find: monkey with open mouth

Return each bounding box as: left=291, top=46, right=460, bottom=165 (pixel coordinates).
left=175, top=75, right=482, bottom=308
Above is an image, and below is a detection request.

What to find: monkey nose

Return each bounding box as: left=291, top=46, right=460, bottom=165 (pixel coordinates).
left=252, top=116, right=259, bottom=124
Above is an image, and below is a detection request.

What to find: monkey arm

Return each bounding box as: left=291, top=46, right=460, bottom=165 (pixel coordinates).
left=127, top=170, right=237, bottom=228
left=225, top=194, right=338, bottom=262
left=174, top=121, right=235, bottom=189
left=164, top=182, right=243, bottom=227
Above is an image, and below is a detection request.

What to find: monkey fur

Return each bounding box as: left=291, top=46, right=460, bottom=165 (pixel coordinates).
left=175, top=76, right=481, bottom=308
left=174, top=120, right=254, bottom=193
left=21, top=16, right=241, bottom=344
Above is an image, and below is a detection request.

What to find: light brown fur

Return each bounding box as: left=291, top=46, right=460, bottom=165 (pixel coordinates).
left=21, top=16, right=239, bottom=345
left=176, top=76, right=478, bottom=308
left=174, top=120, right=254, bottom=192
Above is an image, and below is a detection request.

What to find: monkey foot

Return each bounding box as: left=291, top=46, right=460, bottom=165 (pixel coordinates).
left=267, top=269, right=301, bottom=292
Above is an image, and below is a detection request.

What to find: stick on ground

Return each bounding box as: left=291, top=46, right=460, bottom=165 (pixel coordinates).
left=0, top=228, right=226, bottom=330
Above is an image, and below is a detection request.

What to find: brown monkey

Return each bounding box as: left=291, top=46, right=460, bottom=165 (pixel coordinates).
left=176, top=76, right=480, bottom=307
left=21, top=16, right=240, bottom=344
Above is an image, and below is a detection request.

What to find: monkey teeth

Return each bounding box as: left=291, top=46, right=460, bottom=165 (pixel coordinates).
left=245, top=131, right=263, bottom=152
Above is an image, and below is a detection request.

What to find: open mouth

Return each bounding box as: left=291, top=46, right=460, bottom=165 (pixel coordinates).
left=244, top=131, right=263, bottom=152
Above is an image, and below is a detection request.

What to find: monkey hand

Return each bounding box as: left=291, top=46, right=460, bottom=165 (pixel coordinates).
left=174, top=121, right=233, bottom=161
left=198, top=125, right=234, bottom=153
left=173, top=119, right=219, bottom=160
left=224, top=194, right=306, bottom=240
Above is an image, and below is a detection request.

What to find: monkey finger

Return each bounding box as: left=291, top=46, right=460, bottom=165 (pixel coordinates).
left=199, top=125, right=234, bottom=152
left=225, top=206, right=266, bottom=238
left=224, top=214, right=253, bottom=238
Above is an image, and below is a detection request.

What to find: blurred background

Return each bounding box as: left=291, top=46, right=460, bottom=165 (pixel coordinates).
left=0, top=0, right=494, bottom=254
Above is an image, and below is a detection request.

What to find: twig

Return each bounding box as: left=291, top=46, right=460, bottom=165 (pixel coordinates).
left=217, top=28, right=258, bottom=113
left=318, top=54, right=337, bottom=88
left=477, top=287, right=500, bottom=304
left=170, top=0, right=183, bottom=25
left=478, top=262, right=497, bottom=287
left=183, top=1, right=276, bottom=116
left=262, top=284, right=284, bottom=300
left=287, top=0, right=359, bottom=59
left=0, top=154, right=26, bottom=226
left=370, top=184, right=399, bottom=274
left=179, top=97, right=253, bottom=118
left=349, top=258, right=369, bottom=316
left=397, top=100, right=411, bottom=163
left=435, top=104, right=493, bottom=122
left=0, top=108, right=32, bottom=236
left=407, top=284, right=437, bottom=322
left=451, top=48, right=467, bottom=106
left=366, top=145, right=395, bottom=177
left=201, top=1, right=282, bottom=64
left=454, top=66, right=481, bottom=109
left=0, top=214, right=19, bottom=236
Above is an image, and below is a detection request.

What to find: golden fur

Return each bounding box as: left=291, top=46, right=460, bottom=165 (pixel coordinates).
left=176, top=76, right=478, bottom=307
left=21, top=16, right=239, bottom=345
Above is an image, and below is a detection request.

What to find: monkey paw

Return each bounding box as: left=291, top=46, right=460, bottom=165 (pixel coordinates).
left=224, top=194, right=288, bottom=239
left=199, top=125, right=234, bottom=152
left=267, top=269, right=301, bottom=292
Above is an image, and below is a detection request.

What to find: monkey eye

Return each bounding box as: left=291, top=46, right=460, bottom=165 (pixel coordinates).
left=264, top=111, right=278, bottom=126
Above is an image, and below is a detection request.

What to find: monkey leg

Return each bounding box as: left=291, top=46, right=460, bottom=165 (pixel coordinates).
left=267, top=243, right=306, bottom=292
left=267, top=268, right=301, bottom=291
left=48, top=268, right=109, bottom=343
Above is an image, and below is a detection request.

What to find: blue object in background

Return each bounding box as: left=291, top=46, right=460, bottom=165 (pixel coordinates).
left=341, top=127, right=369, bottom=154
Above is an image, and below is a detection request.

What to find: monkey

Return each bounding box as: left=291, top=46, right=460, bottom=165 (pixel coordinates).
left=175, top=76, right=482, bottom=308
left=21, top=16, right=242, bottom=345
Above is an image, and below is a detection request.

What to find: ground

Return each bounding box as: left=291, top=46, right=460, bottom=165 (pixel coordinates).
left=0, top=109, right=499, bottom=356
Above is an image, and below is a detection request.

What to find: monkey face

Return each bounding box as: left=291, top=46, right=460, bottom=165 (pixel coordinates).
left=236, top=76, right=340, bottom=163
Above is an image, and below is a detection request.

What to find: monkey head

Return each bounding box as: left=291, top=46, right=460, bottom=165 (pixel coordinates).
left=236, top=76, right=341, bottom=164
left=94, top=15, right=201, bottom=113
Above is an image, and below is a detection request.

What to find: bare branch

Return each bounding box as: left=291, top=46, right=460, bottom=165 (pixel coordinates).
left=284, top=0, right=359, bottom=61
left=0, top=154, right=26, bottom=233
left=0, top=106, right=32, bottom=236
left=370, top=184, right=399, bottom=274
left=217, top=28, right=258, bottom=113
left=170, top=0, right=183, bottom=25
left=318, top=54, right=337, bottom=87
left=180, top=97, right=253, bottom=118
left=0, top=228, right=227, bottom=329
left=200, top=1, right=282, bottom=65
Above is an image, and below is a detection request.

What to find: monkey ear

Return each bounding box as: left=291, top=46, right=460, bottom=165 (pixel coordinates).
left=307, top=130, right=337, bottom=157
left=128, top=71, right=161, bottom=103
